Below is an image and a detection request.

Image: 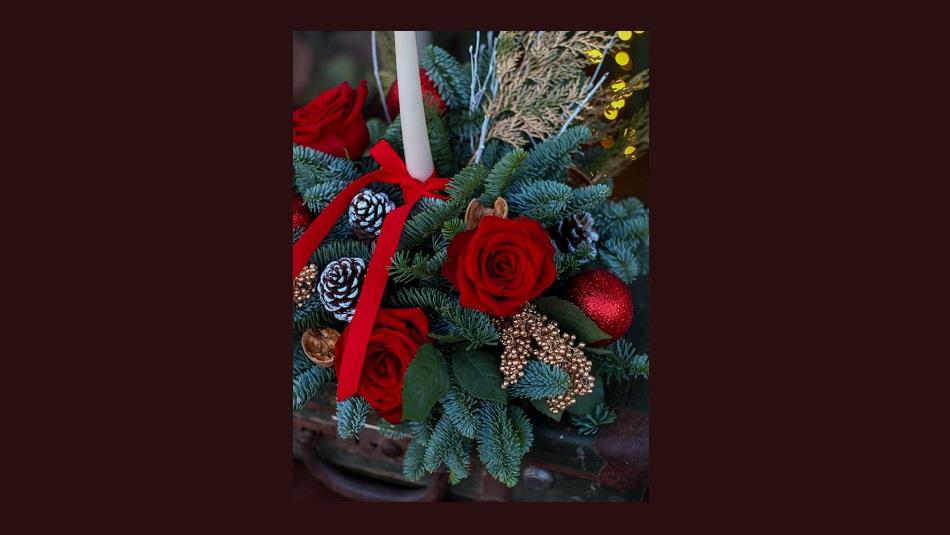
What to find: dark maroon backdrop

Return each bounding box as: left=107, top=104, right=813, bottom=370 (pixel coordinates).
left=18, top=6, right=901, bottom=530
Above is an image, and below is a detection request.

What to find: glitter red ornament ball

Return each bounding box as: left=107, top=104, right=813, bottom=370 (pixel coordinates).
left=564, top=269, right=634, bottom=346
left=293, top=195, right=312, bottom=230
left=385, top=68, right=446, bottom=117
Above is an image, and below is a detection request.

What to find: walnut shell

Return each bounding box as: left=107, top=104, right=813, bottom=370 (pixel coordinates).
left=300, top=327, right=339, bottom=368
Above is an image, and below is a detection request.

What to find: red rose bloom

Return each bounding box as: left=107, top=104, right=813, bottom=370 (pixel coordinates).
left=334, top=308, right=430, bottom=423
left=442, top=216, right=556, bottom=317
left=385, top=68, right=446, bottom=117
left=293, top=80, right=369, bottom=159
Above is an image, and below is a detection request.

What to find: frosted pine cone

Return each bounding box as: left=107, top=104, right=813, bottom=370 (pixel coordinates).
left=348, top=189, right=395, bottom=240
left=550, top=212, right=599, bottom=256
left=317, top=257, right=367, bottom=322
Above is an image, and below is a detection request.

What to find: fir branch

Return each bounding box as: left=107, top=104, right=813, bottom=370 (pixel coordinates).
left=479, top=148, right=527, bottom=204
left=403, top=421, right=434, bottom=481
left=476, top=400, right=524, bottom=487
left=508, top=405, right=534, bottom=456
left=293, top=144, right=360, bottom=193
left=390, top=287, right=498, bottom=348
left=389, top=250, right=440, bottom=283
left=402, top=165, right=487, bottom=250
left=514, top=126, right=590, bottom=185
left=423, top=413, right=463, bottom=472
left=554, top=240, right=597, bottom=278
left=440, top=218, right=466, bottom=244
left=292, top=364, right=334, bottom=411
left=569, top=402, right=616, bottom=436
left=591, top=339, right=649, bottom=384
left=507, top=180, right=573, bottom=225
left=441, top=383, right=479, bottom=439
left=600, top=237, right=642, bottom=283
left=336, top=396, right=370, bottom=440
left=420, top=45, right=470, bottom=108
left=308, top=240, right=373, bottom=271
left=507, top=360, right=571, bottom=400
left=425, top=104, right=457, bottom=176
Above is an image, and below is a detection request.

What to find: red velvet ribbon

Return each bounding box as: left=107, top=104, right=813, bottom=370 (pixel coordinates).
left=292, top=140, right=449, bottom=401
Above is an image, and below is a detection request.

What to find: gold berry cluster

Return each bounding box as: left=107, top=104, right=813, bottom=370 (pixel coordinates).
left=293, top=264, right=320, bottom=308
left=492, top=303, right=595, bottom=413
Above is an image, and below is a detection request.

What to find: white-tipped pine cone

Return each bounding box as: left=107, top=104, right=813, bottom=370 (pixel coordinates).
left=550, top=212, right=599, bottom=256
left=316, top=257, right=367, bottom=322
left=348, top=189, right=395, bottom=240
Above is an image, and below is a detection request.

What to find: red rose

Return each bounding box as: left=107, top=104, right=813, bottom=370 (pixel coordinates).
left=334, top=308, right=430, bottom=423
left=442, top=216, right=556, bottom=317
left=385, top=68, right=446, bottom=117
left=293, top=81, right=369, bottom=159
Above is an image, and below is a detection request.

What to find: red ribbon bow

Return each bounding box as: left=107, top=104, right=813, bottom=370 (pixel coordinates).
left=292, top=140, right=449, bottom=401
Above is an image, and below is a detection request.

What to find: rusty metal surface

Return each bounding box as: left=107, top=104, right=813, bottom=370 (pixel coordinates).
left=593, top=408, right=649, bottom=492
left=292, top=384, right=511, bottom=501
left=293, top=377, right=647, bottom=501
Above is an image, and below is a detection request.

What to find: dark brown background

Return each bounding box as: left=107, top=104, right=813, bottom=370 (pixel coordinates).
left=17, top=6, right=912, bottom=530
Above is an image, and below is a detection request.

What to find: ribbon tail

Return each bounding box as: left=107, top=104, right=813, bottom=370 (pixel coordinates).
left=335, top=202, right=414, bottom=401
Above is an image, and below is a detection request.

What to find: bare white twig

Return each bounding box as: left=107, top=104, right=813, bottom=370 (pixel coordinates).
left=560, top=72, right=608, bottom=135
left=371, top=31, right=391, bottom=123
left=586, top=35, right=615, bottom=92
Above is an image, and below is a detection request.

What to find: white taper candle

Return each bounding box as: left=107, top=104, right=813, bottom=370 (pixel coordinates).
left=393, top=31, right=435, bottom=181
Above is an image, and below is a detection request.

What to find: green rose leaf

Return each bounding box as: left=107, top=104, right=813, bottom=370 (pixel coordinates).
left=532, top=296, right=610, bottom=345
left=452, top=350, right=507, bottom=402
left=531, top=398, right=563, bottom=421
left=565, top=377, right=605, bottom=416
left=402, top=344, right=450, bottom=421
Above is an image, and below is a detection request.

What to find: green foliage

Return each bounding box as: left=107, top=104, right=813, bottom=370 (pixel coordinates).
left=336, top=396, right=370, bottom=439
left=292, top=304, right=338, bottom=334
left=388, top=250, right=443, bottom=283
left=452, top=350, right=507, bottom=402
left=402, top=344, right=450, bottom=421
left=308, top=240, right=373, bottom=271
left=600, top=237, right=642, bottom=283
left=507, top=361, right=571, bottom=400
left=479, top=148, right=527, bottom=204
left=532, top=296, right=610, bottom=344
left=513, top=126, right=590, bottom=185
left=567, top=183, right=612, bottom=214
left=592, top=197, right=649, bottom=282
left=293, top=144, right=360, bottom=193
left=292, top=340, right=335, bottom=411
left=299, top=180, right=349, bottom=213
left=569, top=402, right=616, bottom=436
left=508, top=405, right=534, bottom=456
left=439, top=218, right=466, bottom=246
left=423, top=413, right=471, bottom=482
left=420, top=45, right=470, bottom=108
left=440, top=383, right=479, bottom=439
left=390, top=287, right=498, bottom=349
left=381, top=116, right=404, bottom=152
left=402, top=420, right=434, bottom=480
left=591, top=339, right=650, bottom=384
left=425, top=105, right=457, bottom=176
left=554, top=241, right=597, bottom=278
left=507, top=180, right=610, bottom=226
left=401, top=165, right=487, bottom=250
left=476, top=400, right=525, bottom=487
